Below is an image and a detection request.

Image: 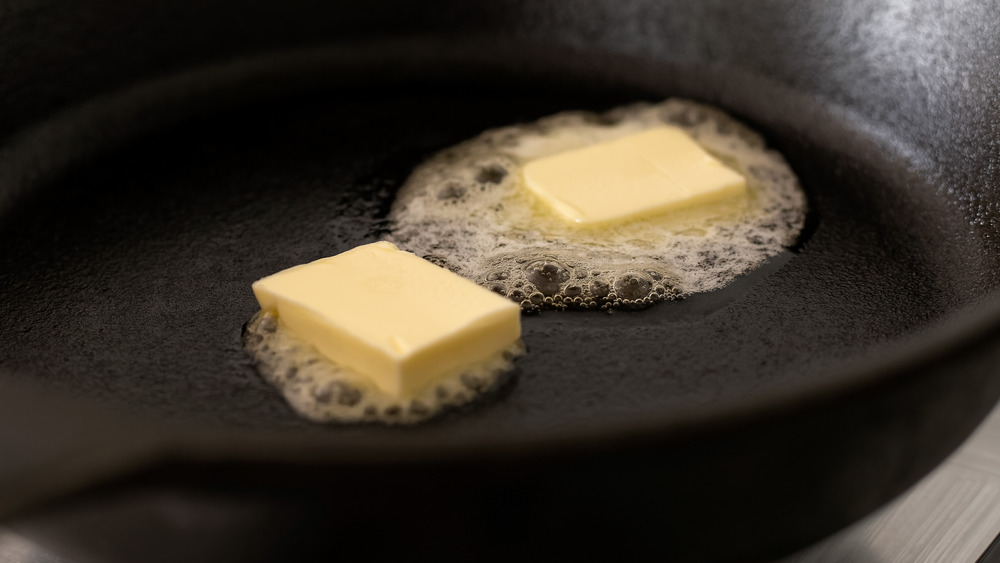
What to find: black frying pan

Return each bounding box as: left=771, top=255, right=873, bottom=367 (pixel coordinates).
left=1, top=1, right=999, bottom=561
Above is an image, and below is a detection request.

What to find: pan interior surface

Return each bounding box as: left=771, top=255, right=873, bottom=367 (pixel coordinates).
left=0, top=61, right=984, bottom=441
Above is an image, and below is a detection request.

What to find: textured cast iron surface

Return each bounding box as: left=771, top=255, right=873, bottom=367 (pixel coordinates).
left=0, top=79, right=975, bottom=432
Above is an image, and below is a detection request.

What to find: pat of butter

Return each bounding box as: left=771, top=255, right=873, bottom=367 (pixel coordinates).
left=521, top=126, right=747, bottom=225
left=252, top=241, right=521, bottom=398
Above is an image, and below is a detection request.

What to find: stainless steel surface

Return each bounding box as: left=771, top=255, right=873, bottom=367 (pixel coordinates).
left=2, top=401, right=999, bottom=563
left=787, top=403, right=1000, bottom=562
left=0, top=530, right=67, bottom=563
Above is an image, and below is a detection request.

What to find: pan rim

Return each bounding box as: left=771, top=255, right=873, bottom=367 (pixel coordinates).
left=169, top=289, right=1000, bottom=463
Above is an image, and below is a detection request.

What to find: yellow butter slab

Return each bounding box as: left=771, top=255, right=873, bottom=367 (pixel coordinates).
left=252, top=241, right=521, bottom=398
left=521, top=126, right=747, bottom=225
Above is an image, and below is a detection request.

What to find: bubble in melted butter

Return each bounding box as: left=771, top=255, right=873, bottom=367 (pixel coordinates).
left=386, top=99, right=808, bottom=311
left=243, top=311, right=524, bottom=425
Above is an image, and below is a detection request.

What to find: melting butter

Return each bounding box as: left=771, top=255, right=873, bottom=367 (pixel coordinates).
left=523, top=126, right=747, bottom=225
left=246, top=241, right=524, bottom=424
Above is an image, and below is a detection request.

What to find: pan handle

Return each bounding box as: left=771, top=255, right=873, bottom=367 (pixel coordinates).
left=0, top=380, right=165, bottom=517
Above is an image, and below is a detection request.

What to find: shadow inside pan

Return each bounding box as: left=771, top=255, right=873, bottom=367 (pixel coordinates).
left=0, top=62, right=981, bottom=439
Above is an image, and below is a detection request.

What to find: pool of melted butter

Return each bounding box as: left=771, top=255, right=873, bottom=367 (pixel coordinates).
left=243, top=310, right=524, bottom=424
left=386, top=99, right=807, bottom=311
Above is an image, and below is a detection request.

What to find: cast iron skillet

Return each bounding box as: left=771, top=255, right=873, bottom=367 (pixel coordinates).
left=1, top=1, right=999, bottom=561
